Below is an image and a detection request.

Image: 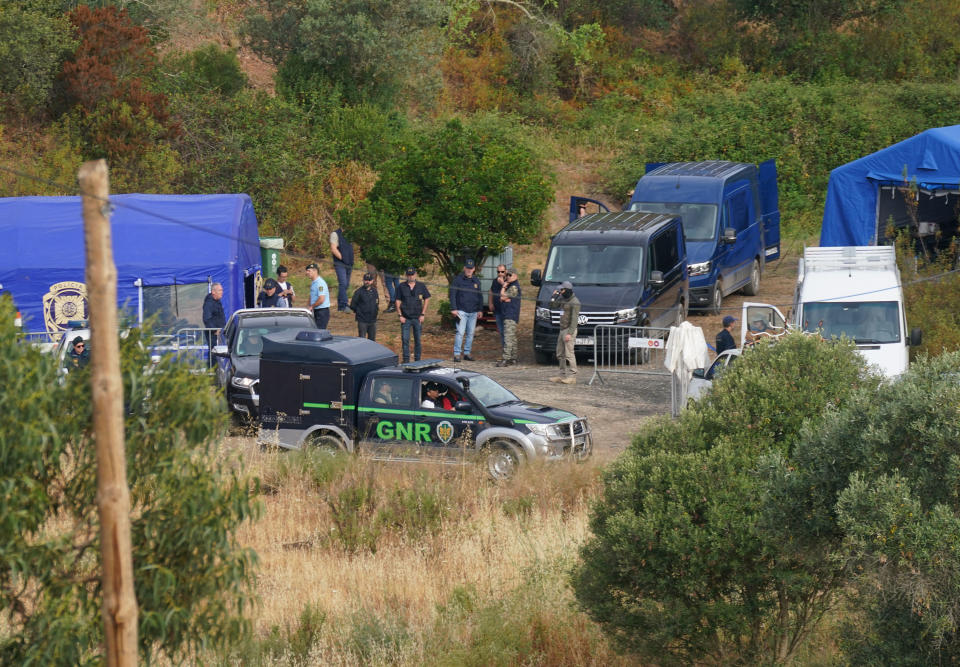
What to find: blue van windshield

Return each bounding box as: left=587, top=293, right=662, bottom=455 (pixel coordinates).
left=801, top=301, right=901, bottom=344
left=544, top=245, right=644, bottom=285
left=629, top=202, right=718, bottom=241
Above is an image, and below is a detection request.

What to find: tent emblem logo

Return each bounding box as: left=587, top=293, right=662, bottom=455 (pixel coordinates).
left=43, top=281, right=88, bottom=338
left=436, top=420, right=454, bottom=444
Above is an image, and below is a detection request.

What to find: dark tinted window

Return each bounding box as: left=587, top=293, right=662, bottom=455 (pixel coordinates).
left=650, top=228, right=679, bottom=273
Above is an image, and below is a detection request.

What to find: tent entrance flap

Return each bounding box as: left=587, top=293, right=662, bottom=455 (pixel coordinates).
left=876, top=185, right=960, bottom=244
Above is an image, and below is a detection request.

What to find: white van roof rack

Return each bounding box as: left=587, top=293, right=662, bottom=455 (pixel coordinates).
left=799, top=246, right=896, bottom=280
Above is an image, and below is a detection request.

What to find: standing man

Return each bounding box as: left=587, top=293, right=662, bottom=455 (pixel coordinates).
left=349, top=272, right=380, bottom=340
left=330, top=227, right=354, bottom=312
left=489, top=263, right=507, bottom=347
left=275, top=265, right=295, bottom=307
left=383, top=272, right=399, bottom=313
left=306, top=262, right=331, bottom=329
left=449, top=258, right=483, bottom=362
left=549, top=281, right=580, bottom=385
left=202, top=282, right=226, bottom=367
left=257, top=278, right=281, bottom=308
left=496, top=268, right=521, bottom=367
left=396, top=267, right=430, bottom=363
left=716, top=315, right=738, bottom=355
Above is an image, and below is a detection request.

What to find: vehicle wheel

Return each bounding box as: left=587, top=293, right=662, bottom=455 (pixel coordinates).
left=711, top=281, right=723, bottom=316
left=742, top=259, right=761, bottom=296
left=485, top=440, right=522, bottom=481
left=308, top=431, right=346, bottom=456
left=674, top=301, right=686, bottom=328
left=534, top=347, right=553, bottom=365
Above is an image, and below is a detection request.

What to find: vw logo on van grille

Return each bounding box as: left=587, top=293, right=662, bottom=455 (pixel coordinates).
left=578, top=314, right=589, bottom=325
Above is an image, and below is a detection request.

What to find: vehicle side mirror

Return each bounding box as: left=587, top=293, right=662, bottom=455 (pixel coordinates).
left=649, top=270, right=664, bottom=286
left=692, top=368, right=705, bottom=379
left=722, top=227, right=737, bottom=244
left=455, top=400, right=472, bottom=413
left=530, top=269, right=542, bottom=287
left=910, top=328, right=922, bottom=346
left=212, top=345, right=228, bottom=357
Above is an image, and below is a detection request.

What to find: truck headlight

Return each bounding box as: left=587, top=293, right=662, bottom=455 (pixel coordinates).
left=535, top=307, right=552, bottom=322
left=688, top=261, right=712, bottom=276
left=231, top=376, right=256, bottom=389
left=614, top=307, right=638, bottom=324
left=526, top=422, right=553, bottom=437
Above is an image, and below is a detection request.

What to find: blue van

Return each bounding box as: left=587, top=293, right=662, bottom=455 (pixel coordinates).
left=576, top=160, right=780, bottom=314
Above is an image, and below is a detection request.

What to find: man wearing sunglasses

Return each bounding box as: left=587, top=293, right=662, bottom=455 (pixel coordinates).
left=66, top=336, right=90, bottom=370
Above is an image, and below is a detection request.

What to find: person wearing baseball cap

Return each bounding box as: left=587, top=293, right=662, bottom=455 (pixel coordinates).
left=256, top=278, right=281, bottom=308
left=349, top=272, right=380, bottom=340
left=716, top=314, right=738, bottom=355
left=549, top=281, right=580, bottom=384
left=449, top=258, right=482, bottom=362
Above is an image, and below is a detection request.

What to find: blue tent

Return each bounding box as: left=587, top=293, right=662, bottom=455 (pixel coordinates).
left=0, top=194, right=262, bottom=337
left=821, top=125, right=960, bottom=246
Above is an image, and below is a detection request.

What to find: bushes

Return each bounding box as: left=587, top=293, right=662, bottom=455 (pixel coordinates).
left=572, top=334, right=873, bottom=663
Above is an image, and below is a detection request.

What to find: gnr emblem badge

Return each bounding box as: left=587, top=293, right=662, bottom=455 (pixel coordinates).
left=43, top=281, right=88, bottom=338
left=436, top=420, right=454, bottom=444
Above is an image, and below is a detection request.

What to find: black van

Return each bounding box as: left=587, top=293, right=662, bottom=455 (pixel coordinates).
left=530, top=211, right=688, bottom=363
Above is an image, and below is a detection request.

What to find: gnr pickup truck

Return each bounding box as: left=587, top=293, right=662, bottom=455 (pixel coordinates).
left=257, top=330, right=592, bottom=479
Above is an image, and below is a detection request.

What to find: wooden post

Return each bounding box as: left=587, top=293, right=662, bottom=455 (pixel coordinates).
left=78, top=159, right=138, bottom=666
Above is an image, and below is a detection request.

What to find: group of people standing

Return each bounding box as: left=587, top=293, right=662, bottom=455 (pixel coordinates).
left=214, top=226, right=584, bottom=377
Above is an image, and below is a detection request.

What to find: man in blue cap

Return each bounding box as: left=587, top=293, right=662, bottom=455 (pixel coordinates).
left=716, top=314, right=737, bottom=355
left=449, top=258, right=483, bottom=362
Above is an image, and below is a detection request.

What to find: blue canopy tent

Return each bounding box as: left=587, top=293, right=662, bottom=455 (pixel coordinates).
left=821, top=125, right=960, bottom=246
left=0, top=193, right=262, bottom=339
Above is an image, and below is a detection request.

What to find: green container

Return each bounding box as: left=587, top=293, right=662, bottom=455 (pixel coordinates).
left=259, top=237, right=284, bottom=279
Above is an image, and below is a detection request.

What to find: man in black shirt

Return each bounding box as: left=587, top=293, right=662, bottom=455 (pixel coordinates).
left=350, top=272, right=380, bottom=340
left=715, top=315, right=737, bottom=355
left=257, top=278, right=281, bottom=308
left=395, top=267, right=431, bottom=362
left=202, top=282, right=226, bottom=366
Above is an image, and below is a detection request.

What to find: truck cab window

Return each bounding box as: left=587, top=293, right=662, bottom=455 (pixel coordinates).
left=370, top=377, right=415, bottom=408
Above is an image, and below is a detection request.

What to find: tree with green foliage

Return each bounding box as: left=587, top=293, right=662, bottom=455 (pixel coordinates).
left=0, top=2, right=77, bottom=113
left=0, top=301, right=259, bottom=664
left=244, top=0, right=446, bottom=107
left=346, top=116, right=553, bottom=278
left=572, top=333, right=874, bottom=663
left=765, top=351, right=960, bottom=662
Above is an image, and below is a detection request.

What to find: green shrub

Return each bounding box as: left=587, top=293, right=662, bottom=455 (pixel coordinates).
left=326, top=476, right=381, bottom=554
left=376, top=479, right=448, bottom=539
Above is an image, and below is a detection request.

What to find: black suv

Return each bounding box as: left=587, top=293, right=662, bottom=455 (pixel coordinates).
left=530, top=211, right=688, bottom=363
left=213, top=307, right=316, bottom=419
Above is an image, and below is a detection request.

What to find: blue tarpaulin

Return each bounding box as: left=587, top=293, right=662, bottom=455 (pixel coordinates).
left=0, top=193, right=262, bottom=336
left=821, top=125, right=960, bottom=246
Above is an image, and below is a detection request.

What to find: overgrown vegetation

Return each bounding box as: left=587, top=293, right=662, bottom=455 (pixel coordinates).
left=0, top=299, right=259, bottom=664
left=574, top=335, right=960, bottom=663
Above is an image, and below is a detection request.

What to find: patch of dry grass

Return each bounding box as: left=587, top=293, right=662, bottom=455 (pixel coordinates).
left=223, top=438, right=631, bottom=665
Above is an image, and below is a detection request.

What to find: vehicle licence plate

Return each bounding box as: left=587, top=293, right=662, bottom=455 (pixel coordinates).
left=575, top=337, right=594, bottom=346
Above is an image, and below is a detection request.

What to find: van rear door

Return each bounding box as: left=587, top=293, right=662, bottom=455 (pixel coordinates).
left=758, top=160, right=781, bottom=261
left=569, top=197, right=610, bottom=222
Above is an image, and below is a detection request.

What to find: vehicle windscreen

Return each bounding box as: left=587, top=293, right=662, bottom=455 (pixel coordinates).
left=544, top=244, right=643, bottom=285
left=465, top=375, right=519, bottom=408
left=801, top=301, right=901, bottom=344
left=629, top=202, right=718, bottom=241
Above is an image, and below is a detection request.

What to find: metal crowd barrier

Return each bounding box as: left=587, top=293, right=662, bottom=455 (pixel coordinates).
left=148, top=327, right=219, bottom=367
left=589, top=324, right=682, bottom=417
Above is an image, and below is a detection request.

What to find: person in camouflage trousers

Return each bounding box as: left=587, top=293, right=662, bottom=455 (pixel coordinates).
left=496, top=268, right=521, bottom=366
left=549, top=281, right=580, bottom=384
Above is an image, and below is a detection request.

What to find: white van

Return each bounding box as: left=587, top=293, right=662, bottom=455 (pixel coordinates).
left=746, top=246, right=921, bottom=378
